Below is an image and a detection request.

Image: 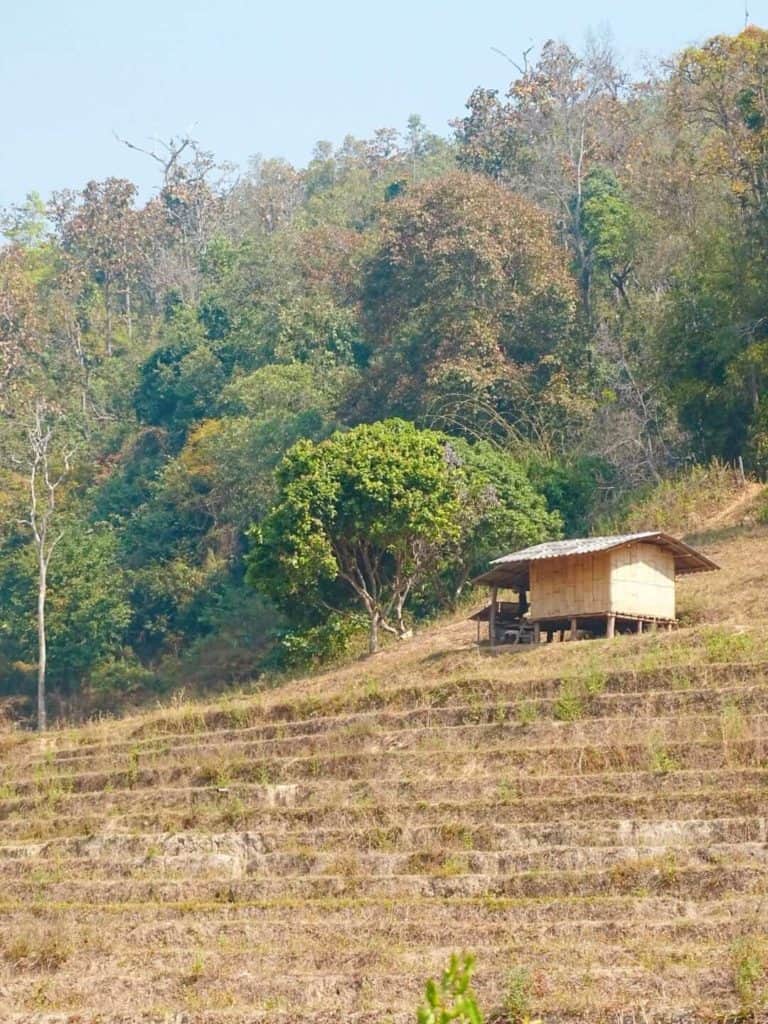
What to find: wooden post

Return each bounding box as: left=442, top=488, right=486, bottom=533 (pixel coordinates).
left=606, top=614, right=616, bottom=639
left=636, top=619, right=644, bottom=634
left=546, top=631, right=553, bottom=644
left=533, top=623, right=541, bottom=644
left=489, top=587, right=498, bottom=648
left=570, top=618, right=578, bottom=641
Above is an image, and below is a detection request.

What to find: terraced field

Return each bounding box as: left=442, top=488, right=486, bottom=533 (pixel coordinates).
left=1, top=524, right=768, bottom=1022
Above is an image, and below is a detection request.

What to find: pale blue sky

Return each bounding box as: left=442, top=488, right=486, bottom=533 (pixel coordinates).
left=0, top=0, right=763, bottom=206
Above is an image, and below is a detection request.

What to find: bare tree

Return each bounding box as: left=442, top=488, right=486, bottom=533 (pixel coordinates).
left=14, top=402, right=74, bottom=730
left=116, top=133, right=235, bottom=302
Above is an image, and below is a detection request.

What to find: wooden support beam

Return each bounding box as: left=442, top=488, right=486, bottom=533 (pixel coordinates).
left=489, top=587, right=498, bottom=648
left=606, top=614, right=616, bottom=639
left=570, top=618, right=578, bottom=641
left=533, top=623, right=541, bottom=644
left=636, top=619, right=644, bottom=634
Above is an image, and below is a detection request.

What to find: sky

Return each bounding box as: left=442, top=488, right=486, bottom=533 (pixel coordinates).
left=0, top=0, right=764, bottom=207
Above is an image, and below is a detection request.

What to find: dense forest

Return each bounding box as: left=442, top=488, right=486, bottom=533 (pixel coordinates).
left=2, top=27, right=767, bottom=721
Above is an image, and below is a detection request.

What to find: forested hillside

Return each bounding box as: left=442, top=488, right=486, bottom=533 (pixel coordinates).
left=2, top=27, right=768, bottom=720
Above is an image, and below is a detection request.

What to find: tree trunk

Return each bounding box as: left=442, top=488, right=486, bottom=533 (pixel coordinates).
left=37, top=553, right=48, bottom=732
left=368, top=612, right=379, bottom=654
left=104, top=279, right=113, bottom=357
left=125, top=282, right=133, bottom=341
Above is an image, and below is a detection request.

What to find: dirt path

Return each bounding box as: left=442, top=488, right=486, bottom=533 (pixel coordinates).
left=704, top=481, right=763, bottom=529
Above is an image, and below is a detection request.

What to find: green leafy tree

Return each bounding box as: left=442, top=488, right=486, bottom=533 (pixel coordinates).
left=442, top=440, right=562, bottom=600
left=653, top=222, right=768, bottom=464
left=0, top=518, right=131, bottom=706
left=161, top=362, right=348, bottom=533
left=246, top=419, right=462, bottom=652
left=579, top=166, right=636, bottom=301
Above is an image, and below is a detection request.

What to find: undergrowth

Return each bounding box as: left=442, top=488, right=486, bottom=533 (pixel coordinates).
left=599, top=461, right=746, bottom=536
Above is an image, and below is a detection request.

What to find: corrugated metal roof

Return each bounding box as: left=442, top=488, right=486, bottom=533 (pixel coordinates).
left=471, top=531, right=719, bottom=589
left=490, top=532, right=662, bottom=565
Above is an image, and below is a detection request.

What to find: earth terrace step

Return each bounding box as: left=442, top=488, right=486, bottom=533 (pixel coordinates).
left=10, top=660, right=768, bottom=770
left=1, top=767, right=765, bottom=835
left=7, top=684, right=768, bottom=786
left=1, top=840, right=766, bottom=882
left=4, top=860, right=768, bottom=902
left=4, top=789, right=768, bottom=845
left=11, top=668, right=768, bottom=774
left=128, top=658, right=768, bottom=737
left=4, top=788, right=768, bottom=852
left=1, top=1012, right=755, bottom=1024
left=2, top=902, right=761, bottom=948
left=1, top=815, right=764, bottom=863
left=0, top=964, right=749, bottom=1020
left=0, top=935, right=747, bottom=974
left=0, top=950, right=745, bottom=1015
left=0, top=891, right=759, bottom=924
left=4, top=718, right=768, bottom=797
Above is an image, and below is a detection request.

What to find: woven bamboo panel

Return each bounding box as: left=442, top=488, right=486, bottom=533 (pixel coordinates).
left=609, top=542, right=675, bottom=618
left=529, top=543, right=676, bottom=620
left=530, top=552, right=612, bottom=619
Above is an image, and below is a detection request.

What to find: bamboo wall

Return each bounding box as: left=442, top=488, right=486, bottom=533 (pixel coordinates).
left=529, top=552, right=612, bottom=619
left=529, top=543, right=676, bottom=620
left=609, top=542, right=675, bottom=619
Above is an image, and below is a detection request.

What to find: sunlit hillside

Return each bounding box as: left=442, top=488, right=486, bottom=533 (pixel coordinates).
left=1, top=492, right=767, bottom=1022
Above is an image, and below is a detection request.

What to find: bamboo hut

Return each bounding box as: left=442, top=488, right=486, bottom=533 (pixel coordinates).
left=472, top=532, right=719, bottom=645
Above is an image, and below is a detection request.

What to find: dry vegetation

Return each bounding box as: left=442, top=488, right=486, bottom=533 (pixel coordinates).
left=1, top=491, right=767, bottom=1022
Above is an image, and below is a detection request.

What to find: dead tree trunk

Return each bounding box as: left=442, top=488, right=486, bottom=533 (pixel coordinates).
left=37, top=548, right=48, bottom=731
left=15, top=403, right=73, bottom=731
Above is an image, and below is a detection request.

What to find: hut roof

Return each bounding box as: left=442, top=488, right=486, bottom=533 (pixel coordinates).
left=472, top=532, right=719, bottom=590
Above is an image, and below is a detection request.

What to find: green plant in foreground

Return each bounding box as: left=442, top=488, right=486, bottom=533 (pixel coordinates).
left=417, top=953, right=483, bottom=1024
left=516, top=701, right=538, bottom=727
left=733, top=936, right=767, bottom=1012
left=648, top=736, right=678, bottom=774
left=553, top=683, right=582, bottom=722
left=504, top=967, right=538, bottom=1023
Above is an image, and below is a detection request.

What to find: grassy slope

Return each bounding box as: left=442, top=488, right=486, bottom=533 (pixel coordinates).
left=1, top=492, right=767, bottom=1022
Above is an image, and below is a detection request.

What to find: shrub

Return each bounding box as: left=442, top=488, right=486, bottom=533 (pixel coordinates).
left=648, top=733, right=678, bottom=774
left=2, top=928, right=71, bottom=971
left=417, top=953, right=483, bottom=1024
left=732, top=936, right=767, bottom=1013
left=274, top=613, right=367, bottom=670
left=703, top=628, right=756, bottom=663
left=503, top=967, right=534, bottom=1022
left=553, top=683, right=583, bottom=722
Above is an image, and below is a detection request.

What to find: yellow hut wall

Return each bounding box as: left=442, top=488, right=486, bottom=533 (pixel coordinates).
left=529, top=552, right=612, bottom=619
left=528, top=543, right=676, bottom=620
left=609, top=542, right=675, bottom=619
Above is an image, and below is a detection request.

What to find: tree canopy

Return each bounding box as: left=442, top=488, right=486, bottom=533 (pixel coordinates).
left=246, top=420, right=463, bottom=652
